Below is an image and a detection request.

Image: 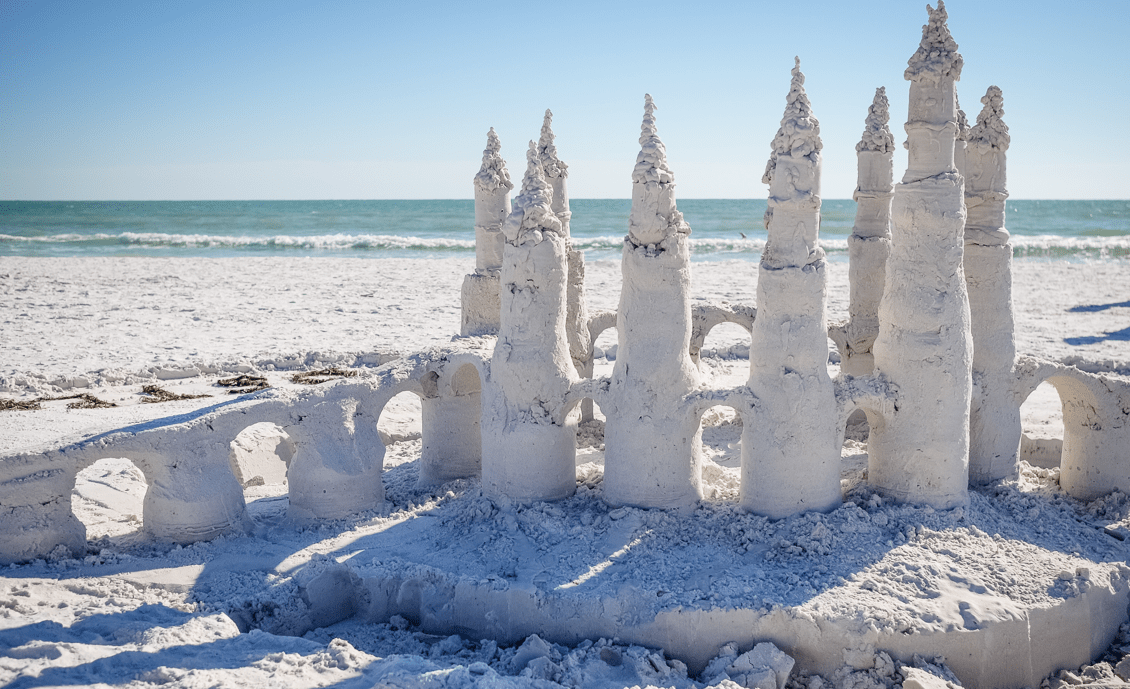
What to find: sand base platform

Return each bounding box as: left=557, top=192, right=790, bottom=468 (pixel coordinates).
left=194, top=450, right=1130, bottom=689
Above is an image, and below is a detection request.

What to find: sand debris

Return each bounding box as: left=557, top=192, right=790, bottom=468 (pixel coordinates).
left=290, top=367, right=358, bottom=385
left=1, top=394, right=117, bottom=411
left=140, top=385, right=211, bottom=404
left=215, top=375, right=271, bottom=394
left=58, top=394, right=117, bottom=409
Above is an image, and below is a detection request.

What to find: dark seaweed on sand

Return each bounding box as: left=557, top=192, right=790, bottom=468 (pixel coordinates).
left=290, top=367, right=358, bottom=385
left=1, top=393, right=117, bottom=411
left=140, top=385, right=211, bottom=404
left=216, top=374, right=270, bottom=394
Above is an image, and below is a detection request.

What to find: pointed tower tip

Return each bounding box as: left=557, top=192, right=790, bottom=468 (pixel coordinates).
left=538, top=109, right=567, bottom=179
left=968, top=85, right=1009, bottom=151
left=906, top=0, right=962, bottom=81
left=475, top=127, right=512, bottom=194
left=857, top=86, right=895, bottom=154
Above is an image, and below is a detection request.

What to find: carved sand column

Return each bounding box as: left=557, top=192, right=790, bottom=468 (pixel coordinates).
left=741, top=60, right=841, bottom=518
left=539, top=110, right=594, bottom=422
left=840, top=88, right=895, bottom=377
left=461, top=128, right=513, bottom=337
left=603, top=95, right=703, bottom=509
left=480, top=142, right=578, bottom=503
left=964, top=86, right=1019, bottom=482
left=869, top=1, right=972, bottom=508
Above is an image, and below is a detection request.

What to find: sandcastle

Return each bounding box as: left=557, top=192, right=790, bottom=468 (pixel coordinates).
left=3, top=3, right=1130, bottom=686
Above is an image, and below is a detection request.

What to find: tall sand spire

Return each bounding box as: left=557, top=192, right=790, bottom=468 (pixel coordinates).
left=604, top=94, right=701, bottom=509
left=461, top=128, right=514, bottom=336
left=480, top=140, right=577, bottom=503
left=868, top=3, right=972, bottom=508
left=965, top=85, right=1018, bottom=483
left=835, top=86, right=895, bottom=377
left=742, top=59, right=840, bottom=518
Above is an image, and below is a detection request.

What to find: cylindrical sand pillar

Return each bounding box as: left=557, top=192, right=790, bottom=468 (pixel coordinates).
left=842, top=88, right=895, bottom=377
left=964, top=85, right=1019, bottom=483
left=462, top=128, right=513, bottom=337
left=603, top=95, right=702, bottom=509
left=480, top=142, right=577, bottom=503
left=741, top=60, right=841, bottom=518
left=537, top=110, right=593, bottom=421
left=869, top=2, right=972, bottom=509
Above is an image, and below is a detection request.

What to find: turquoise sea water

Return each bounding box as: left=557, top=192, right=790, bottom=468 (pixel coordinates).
left=1, top=199, right=1127, bottom=262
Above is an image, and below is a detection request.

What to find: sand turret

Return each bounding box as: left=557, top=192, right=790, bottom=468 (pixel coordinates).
left=964, top=85, right=1019, bottom=482
left=479, top=142, right=578, bottom=502
left=868, top=1, right=972, bottom=508
left=602, top=94, right=702, bottom=508
left=742, top=59, right=841, bottom=518
left=837, top=87, right=895, bottom=376
left=461, top=128, right=514, bottom=336
left=538, top=110, right=593, bottom=416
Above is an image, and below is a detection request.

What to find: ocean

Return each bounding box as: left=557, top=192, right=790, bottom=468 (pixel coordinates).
left=1, top=199, right=1127, bottom=262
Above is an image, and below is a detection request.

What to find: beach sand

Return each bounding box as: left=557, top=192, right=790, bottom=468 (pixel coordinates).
left=1, top=256, right=1129, bottom=687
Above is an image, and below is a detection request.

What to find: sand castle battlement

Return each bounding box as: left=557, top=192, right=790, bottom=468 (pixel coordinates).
left=2, top=3, right=1130, bottom=686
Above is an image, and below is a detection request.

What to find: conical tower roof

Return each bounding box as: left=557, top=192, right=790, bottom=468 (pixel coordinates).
left=763, top=58, right=822, bottom=185
left=474, top=128, right=513, bottom=194
left=537, top=110, right=568, bottom=180
left=857, top=87, right=895, bottom=154
left=905, top=1, right=963, bottom=82
left=502, top=141, right=561, bottom=243
left=968, top=86, right=1009, bottom=151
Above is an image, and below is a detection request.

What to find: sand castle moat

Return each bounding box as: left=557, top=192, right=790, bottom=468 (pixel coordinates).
left=2, top=3, right=1130, bottom=687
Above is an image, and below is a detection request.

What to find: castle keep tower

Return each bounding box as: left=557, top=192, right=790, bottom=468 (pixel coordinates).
left=479, top=142, right=578, bottom=502
left=868, top=1, right=973, bottom=508
left=963, top=86, right=1019, bottom=482
left=461, top=128, right=513, bottom=336
left=839, top=88, right=895, bottom=377
left=603, top=95, right=703, bottom=509
left=742, top=59, right=841, bottom=518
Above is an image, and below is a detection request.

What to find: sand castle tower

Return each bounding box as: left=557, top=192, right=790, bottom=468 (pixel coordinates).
left=963, top=85, right=1019, bottom=482
left=868, top=1, right=972, bottom=508
left=461, top=128, right=513, bottom=336
left=742, top=59, right=841, bottom=518
left=837, top=88, right=895, bottom=377
left=479, top=142, right=578, bottom=502
left=602, top=95, right=703, bottom=509
left=538, top=111, right=593, bottom=419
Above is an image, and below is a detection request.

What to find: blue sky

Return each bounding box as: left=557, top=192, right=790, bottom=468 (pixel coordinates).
left=2, top=0, right=1127, bottom=200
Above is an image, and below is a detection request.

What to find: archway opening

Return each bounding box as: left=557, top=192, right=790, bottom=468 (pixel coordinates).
left=230, top=423, right=294, bottom=518
left=574, top=398, right=607, bottom=487
left=72, top=457, right=148, bottom=541
left=592, top=326, right=618, bottom=379
left=697, top=403, right=743, bottom=502
left=378, top=390, right=425, bottom=494
left=697, top=322, right=752, bottom=387
left=417, top=363, right=483, bottom=488
left=1020, top=381, right=1063, bottom=470
left=841, top=408, right=872, bottom=493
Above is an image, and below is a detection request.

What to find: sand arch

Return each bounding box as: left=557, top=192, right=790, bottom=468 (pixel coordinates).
left=690, top=302, right=756, bottom=364
left=418, top=358, right=487, bottom=487
left=1013, top=356, right=1130, bottom=500
left=228, top=422, right=294, bottom=488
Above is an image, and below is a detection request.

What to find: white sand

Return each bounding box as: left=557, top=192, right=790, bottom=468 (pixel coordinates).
left=1, top=255, right=1129, bottom=688
left=2, top=256, right=1127, bottom=389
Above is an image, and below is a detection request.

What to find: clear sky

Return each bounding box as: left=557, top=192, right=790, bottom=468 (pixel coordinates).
left=2, top=0, right=1127, bottom=200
